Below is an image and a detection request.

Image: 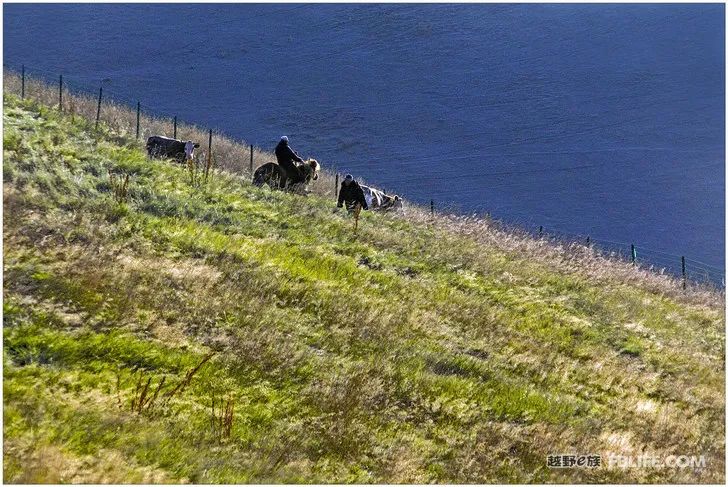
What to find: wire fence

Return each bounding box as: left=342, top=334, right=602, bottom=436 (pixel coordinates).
left=3, top=63, right=285, bottom=184
left=3, top=61, right=724, bottom=288
left=522, top=225, right=724, bottom=287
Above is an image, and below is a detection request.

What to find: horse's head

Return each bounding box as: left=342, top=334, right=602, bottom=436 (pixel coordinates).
left=302, top=159, right=320, bottom=182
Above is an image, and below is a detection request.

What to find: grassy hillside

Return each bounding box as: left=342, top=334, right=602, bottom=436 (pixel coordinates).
left=3, top=92, right=725, bottom=483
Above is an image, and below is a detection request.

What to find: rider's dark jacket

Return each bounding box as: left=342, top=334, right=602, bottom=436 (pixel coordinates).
left=275, top=139, right=305, bottom=183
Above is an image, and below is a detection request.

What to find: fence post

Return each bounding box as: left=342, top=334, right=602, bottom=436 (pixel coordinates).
left=21, top=65, right=25, bottom=99
left=58, top=74, right=63, bottom=111
left=431, top=199, right=434, bottom=216
left=95, top=87, right=103, bottom=129
left=539, top=225, right=543, bottom=236
left=206, top=129, right=213, bottom=181
left=586, top=236, right=590, bottom=247
left=250, top=144, right=254, bottom=173
left=334, top=173, right=339, bottom=200
left=681, top=256, right=686, bottom=290
left=173, top=116, right=177, bottom=139
left=631, top=244, right=636, bottom=264
left=136, top=102, right=141, bottom=139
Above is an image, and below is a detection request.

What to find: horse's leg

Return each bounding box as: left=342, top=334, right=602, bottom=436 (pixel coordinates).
left=290, top=182, right=307, bottom=195
left=270, top=168, right=280, bottom=189
left=279, top=170, right=289, bottom=191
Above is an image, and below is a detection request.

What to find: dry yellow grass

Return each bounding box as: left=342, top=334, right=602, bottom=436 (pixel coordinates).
left=4, top=70, right=720, bottom=306
left=3, top=72, right=725, bottom=483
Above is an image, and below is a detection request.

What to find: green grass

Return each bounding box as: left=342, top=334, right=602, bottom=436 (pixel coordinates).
left=3, top=92, right=725, bottom=483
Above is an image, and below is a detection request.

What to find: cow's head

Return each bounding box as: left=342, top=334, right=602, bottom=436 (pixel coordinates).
left=184, top=141, right=201, bottom=161
left=383, top=194, right=403, bottom=211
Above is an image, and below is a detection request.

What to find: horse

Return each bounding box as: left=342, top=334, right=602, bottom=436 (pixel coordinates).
left=252, top=159, right=320, bottom=193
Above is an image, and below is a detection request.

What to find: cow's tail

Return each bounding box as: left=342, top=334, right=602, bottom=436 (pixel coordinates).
left=144, top=137, right=155, bottom=157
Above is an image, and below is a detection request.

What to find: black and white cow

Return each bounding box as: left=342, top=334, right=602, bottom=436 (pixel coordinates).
left=146, top=136, right=200, bottom=163
left=361, top=184, right=403, bottom=211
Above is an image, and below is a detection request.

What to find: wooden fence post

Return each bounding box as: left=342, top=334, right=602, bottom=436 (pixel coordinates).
left=431, top=199, right=434, bottom=216
left=21, top=65, right=25, bottom=99
left=95, top=87, right=103, bottom=129
left=205, top=129, right=213, bottom=181
left=586, top=236, right=590, bottom=247
left=681, top=256, right=686, bottom=290
left=631, top=244, right=636, bottom=264
left=136, top=102, right=141, bottom=139
left=250, top=144, right=253, bottom=173
left=539, top=225, right=543, bottom=236
left=334, top=173, right=339, bottom=200
left=58, top=75, right=63, bottom=111
left=173, top=116, right=177, bottom=139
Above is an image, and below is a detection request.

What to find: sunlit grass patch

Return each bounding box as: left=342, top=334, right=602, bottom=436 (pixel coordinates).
left=3, top=89, right=725, bottom=483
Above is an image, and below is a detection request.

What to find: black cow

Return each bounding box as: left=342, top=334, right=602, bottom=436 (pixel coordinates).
left=146, top=136, right=200, bottom=163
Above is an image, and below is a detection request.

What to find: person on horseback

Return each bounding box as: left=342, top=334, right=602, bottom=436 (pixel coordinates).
left=274, top=136, right=305, bottom=188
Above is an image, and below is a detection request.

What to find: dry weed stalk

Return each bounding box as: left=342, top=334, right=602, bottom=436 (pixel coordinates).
left=131, top=376, right=152, bottom=412
left=210, top=393, right=235, bottom=439
left=204, top=149, right=214, bottom=183
left=119, top=351, right=213, bottom=414
left=187, top=156, right=199, bottom=186
left=109, top=172, right=130, bottom=203
left=144, top=375, right=166, bottom=412
left=128, top=371, right=167, bottom=414
left=353, top=203, right=362, bottom=234
left=115, top=370, right=123, bottom=408
left=162, top=352, right=215, bottom=405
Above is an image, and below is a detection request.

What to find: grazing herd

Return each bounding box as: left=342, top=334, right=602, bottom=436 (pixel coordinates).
left=146, top=134, right=402, bottom=213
